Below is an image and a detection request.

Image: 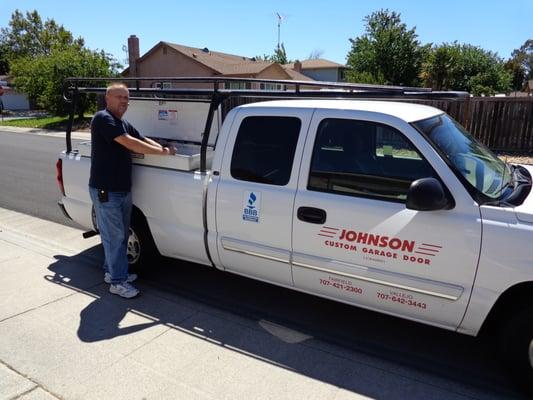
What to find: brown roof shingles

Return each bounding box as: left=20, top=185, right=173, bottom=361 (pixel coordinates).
left=165, top=42, right=274, bottom=75
left=283, top=68, right=315, bottom=81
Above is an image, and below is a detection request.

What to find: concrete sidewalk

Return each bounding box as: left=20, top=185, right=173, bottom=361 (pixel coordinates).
left=0, top=208, right=526, bottom=400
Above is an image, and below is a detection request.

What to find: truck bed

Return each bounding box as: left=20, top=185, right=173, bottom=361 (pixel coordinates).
left=60, top=149, right=212, bottom=266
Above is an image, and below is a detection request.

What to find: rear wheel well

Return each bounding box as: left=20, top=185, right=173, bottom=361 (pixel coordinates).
left=131, top=205, right=147, bottom=226
left=128, top=205, right=159, bottom=268
left=479, top=281, right=533, bottom=337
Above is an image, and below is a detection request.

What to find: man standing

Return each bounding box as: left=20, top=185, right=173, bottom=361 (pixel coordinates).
left=89, top=83, right=175, bottom=298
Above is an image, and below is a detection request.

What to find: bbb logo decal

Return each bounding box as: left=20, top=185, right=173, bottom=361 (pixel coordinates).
left=242, top=191, right=261, bottom=222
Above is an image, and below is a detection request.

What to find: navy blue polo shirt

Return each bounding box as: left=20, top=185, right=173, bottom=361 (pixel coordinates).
left=89, top=109, right=145, bottom=192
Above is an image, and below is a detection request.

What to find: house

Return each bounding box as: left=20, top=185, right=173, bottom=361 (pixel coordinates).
left=122, top=35, right=313, bottom=89
left=284, top=59, right=348, bottom=82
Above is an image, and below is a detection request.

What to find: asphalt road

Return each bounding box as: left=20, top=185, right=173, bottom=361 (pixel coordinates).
left=0, top=128, right=527, bottom=398
left=0, top=129, right=83, bottom=228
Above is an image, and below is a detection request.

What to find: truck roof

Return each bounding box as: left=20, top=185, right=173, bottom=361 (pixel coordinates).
left=239, top=99, right=444, bottom=123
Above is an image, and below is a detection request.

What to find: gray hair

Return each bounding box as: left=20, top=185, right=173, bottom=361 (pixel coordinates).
left=105, top=83, right=128, bottom=95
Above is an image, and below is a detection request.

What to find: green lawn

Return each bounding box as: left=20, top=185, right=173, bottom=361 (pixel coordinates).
left=0, top=115, right=92, bottom=130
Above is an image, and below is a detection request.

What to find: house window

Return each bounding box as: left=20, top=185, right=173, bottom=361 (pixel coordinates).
left=225, top=82, right=252, bottom=90
left=260, top=83, right=286, bottom=91
left=339, top=69, right=347, bottom=82
left=154, top=82, right=172, bottom=89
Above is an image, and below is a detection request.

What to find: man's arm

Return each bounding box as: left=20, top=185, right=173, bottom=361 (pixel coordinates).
left=114, top=134, right=176, bottom=155
left=143, top=137, right=164, bottom=148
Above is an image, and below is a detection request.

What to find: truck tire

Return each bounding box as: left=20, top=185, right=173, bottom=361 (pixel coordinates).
left=127, top=213, right=159, bottom=270
left=499, top=305, right=533, bottom=395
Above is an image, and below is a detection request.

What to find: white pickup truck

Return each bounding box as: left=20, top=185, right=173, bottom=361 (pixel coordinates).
left=57, top=78, right=533, bottom=392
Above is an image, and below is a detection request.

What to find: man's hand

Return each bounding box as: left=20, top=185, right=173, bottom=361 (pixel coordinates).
left=115, top=134, right=177, bottom=156
left=163, top=146, right=176, bottom=156
left=146, top=137, right=176, bottom=155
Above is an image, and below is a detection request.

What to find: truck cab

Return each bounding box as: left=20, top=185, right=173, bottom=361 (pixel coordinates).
left=214, top=100, right=480, bottom=331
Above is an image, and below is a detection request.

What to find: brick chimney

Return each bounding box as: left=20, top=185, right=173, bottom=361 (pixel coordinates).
left=128, top=35, right=140, bottom=77
left=294, top=60, right=302, bottom=73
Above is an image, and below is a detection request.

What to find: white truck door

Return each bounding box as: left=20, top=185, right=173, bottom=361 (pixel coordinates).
left=292, top=111, right=482, bottom=329
left=215, top=108, right=313, bottom=286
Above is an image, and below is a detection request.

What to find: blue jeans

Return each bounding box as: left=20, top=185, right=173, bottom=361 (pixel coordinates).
left=89, top=187, right=132, bottom=284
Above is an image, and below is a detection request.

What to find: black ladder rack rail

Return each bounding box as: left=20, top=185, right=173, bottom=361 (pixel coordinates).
left=63, top=76, right=469, bottom=172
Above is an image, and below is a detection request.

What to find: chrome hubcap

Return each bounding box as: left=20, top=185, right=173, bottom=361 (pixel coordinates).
left=127, top=228, right=140, bottom=265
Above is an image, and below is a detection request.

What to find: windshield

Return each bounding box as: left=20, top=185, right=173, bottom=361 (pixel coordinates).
left=413, top=114, right=512, bottom=199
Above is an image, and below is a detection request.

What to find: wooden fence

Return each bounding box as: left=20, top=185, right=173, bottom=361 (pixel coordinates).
left=222, top=96, right=533, bottom=153
left=410, top=97, right=533, bottom=153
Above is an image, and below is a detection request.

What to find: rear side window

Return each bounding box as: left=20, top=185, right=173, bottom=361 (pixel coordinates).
left=308, top=118, right=437, bottom=202
left=231, top=116, right=301, bottom=186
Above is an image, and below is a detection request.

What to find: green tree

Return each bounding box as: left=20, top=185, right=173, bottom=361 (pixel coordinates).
left=505, top=57, right=526, bottom=91
left=272, top=43, right=289, bottom=64
left=346, top=9, right=429, bottom=86
left=2, top=9, right=120, bottom=115
left=12, top=48, right=119, bottom=116
left=423, top=42, right=511, bottom=95
left=0, top=47, right=8, bottom=75
left=255, top=43, right=291, bottom=64
left=505, top=39, right=533, bottom=91
left=0, top=10, right=84, bottom=71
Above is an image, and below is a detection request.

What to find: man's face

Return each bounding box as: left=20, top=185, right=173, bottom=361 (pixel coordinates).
left=105, top=87, right=129, bottom=118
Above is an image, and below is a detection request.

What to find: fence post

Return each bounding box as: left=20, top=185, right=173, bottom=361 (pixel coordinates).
left=462, top=96, right=471, bottom=129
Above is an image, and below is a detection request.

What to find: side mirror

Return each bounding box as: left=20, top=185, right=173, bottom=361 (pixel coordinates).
left=406, top=178, right=450, bottom=211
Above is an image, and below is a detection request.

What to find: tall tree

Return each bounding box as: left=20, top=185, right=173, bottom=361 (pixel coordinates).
left=505, top=39, right=533, bottom=91
left=2, top=9, right=120, bottom=115
left=346, top=9, right=429, bottom=86
left=272, top=43, right=289, bottom=64
left=423, top=42, right=511, bottom=95
left=505, top=57, right=526, bottom=92
left=255, top=43, right=291, bottom=64
left=0, top=10, right=84, bottom=71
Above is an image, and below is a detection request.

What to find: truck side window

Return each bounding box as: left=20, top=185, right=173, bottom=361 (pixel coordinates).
left=308, top=118, right=437, bottom=202
left=231, top=116, right=301, bottom=186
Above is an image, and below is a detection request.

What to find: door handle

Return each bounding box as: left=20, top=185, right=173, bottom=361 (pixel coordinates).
left=297, top=207, right=327, bottom=224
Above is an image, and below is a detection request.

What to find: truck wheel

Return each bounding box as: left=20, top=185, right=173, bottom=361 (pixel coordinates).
left=127, top=214, right=159, bottom=270
left=499, top=306, right=533, bottom=395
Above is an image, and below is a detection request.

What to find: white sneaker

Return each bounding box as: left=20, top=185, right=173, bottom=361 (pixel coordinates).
left=104, top=272, right=137, bottom=284
left=109, top=282, right=140, bottom=299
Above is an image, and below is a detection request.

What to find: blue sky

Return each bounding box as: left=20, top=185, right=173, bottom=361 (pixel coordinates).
left=1, top=0, right=531, bottom=67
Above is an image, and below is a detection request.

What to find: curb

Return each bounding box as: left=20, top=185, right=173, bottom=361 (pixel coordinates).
left=0, top=125, right=90, bottom=140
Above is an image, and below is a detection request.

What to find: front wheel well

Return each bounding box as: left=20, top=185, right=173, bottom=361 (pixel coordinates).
left=479, top=281, right=533, bottom=337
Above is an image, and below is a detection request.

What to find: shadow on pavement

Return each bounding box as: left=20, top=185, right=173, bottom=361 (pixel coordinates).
left=44, top=245, right=526, bottom=400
